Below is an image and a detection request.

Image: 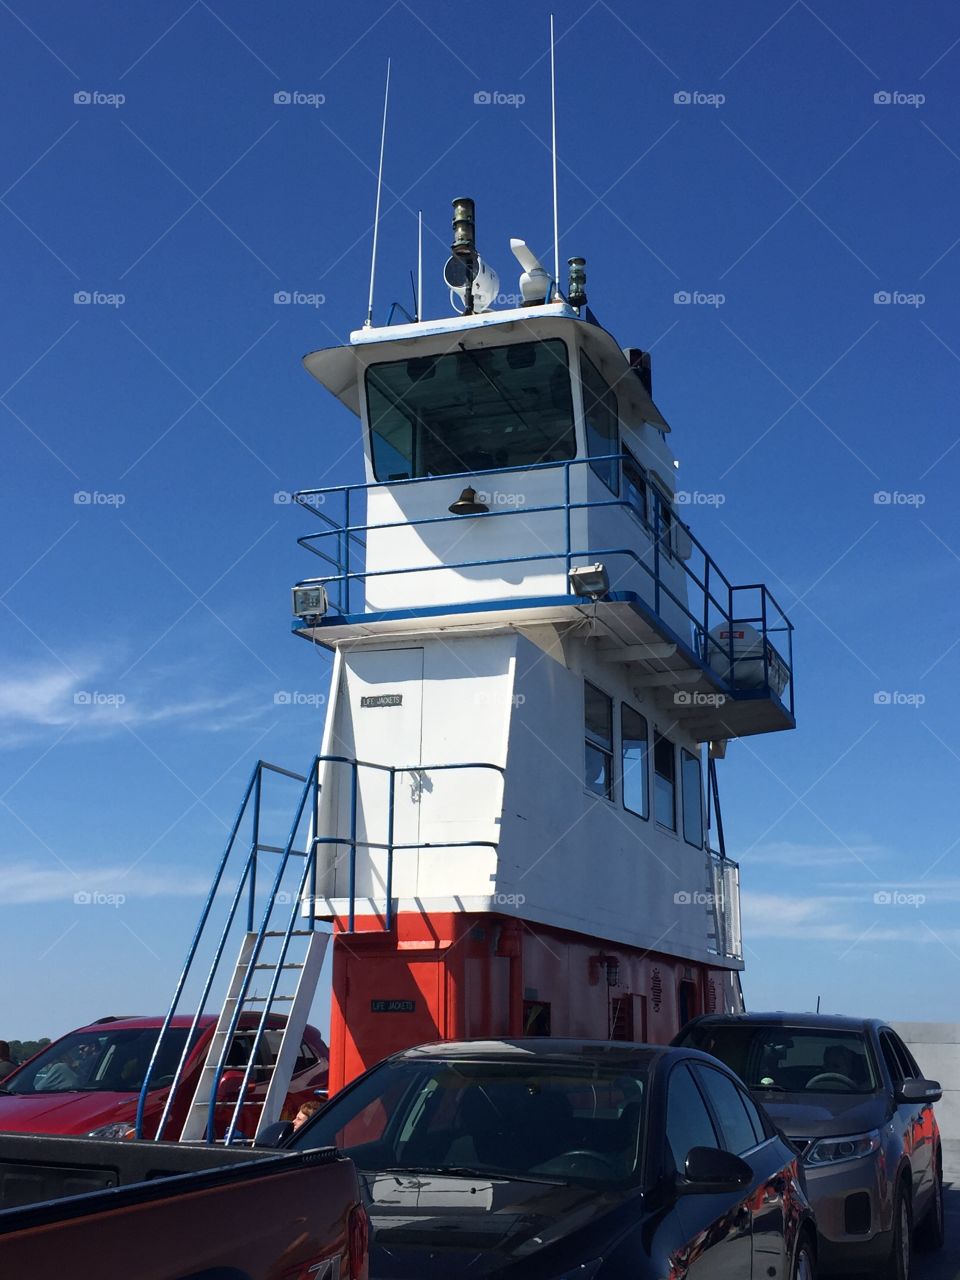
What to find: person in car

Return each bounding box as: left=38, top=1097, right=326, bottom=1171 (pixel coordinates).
left=0, top=1042, right=16, bottom=1082
left=822, top=1043, right=866, bottom=1086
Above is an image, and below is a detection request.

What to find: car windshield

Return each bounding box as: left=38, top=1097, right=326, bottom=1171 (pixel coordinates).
left=681, top=1025, right=878, bottom=1095
left=6, top=1027, right=201, bottom=1095
left=292, top=1057, right=648, bottom=1185
left=365, top=339, right=576, bottom=480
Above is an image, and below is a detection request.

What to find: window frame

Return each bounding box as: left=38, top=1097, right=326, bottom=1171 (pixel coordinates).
left=622, top=448, right=650, bottom=527
left=653, top=730, right=677, bottom=831
left=584, top=681, right=615, bottom=802
left=579, top=349, right=620, bottom=495
left=621, top=703, right=650, bottom=821
left=681, top=748, right=704, bottom=849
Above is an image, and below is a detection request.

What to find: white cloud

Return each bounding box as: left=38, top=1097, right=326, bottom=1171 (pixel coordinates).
left=0, top=861, right=210, bottom=905
left=743, top=839, right=887, bottom=867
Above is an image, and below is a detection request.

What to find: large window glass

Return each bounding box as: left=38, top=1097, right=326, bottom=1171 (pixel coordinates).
left=9, top=1026, right=204, bottom=1095
left=675, top=1024, right=879, bottom=1096
left=692, top=1065, right=764, bottom=1154
left=585, top=683, right=614, bottom=800
left=654, top=731, right=676, bottom=830
left=621, top=705, right=649, bottom=819
left=365, top=339, right=575, bottom=480
left=580, top=351, right=619, bottom=493
left=292, top=1056, right=650, bottom=1186
left=681, top=749, right=704, bottom=848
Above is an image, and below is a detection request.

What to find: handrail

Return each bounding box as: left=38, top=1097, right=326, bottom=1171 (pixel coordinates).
left=139, top=754, right=506, bottom=1143
left=292, top=453, right=795, bottom=716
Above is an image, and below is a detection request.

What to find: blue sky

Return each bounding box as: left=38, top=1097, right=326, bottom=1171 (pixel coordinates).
left=2, top=0, right=960, bottom=1041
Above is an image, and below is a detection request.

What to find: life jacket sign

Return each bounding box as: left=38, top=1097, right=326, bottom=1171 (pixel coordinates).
left=361, top=693, right=403, bottom=708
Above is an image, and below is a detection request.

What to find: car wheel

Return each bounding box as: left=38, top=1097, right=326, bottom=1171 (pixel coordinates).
left=793, top=1235, right=816, bottom=1280
left=916, top=1160, right=945, bottom=1252
left=884, top=1182, right=913, bottom=1280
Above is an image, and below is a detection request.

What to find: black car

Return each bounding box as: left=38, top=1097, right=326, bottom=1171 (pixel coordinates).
left=280, top=1038, right=817, bottom=1279
left=674, top=1013, right=944, bottom=1278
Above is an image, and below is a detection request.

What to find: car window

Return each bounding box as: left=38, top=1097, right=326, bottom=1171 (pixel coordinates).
left=887, top=1032, right=918, bottom=1081
left=294, top=1039, right=318, bottom=1075
left=693, top=1065, right=762, bottom=1155
left=680, top=1024, right=877, bottom=1094
left=880, top=1031, right=917, bottom=1087
left=666, top=1063, right=720, bottom=1170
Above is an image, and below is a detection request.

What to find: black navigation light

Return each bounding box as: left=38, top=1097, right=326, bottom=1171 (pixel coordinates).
left=567, top=256, right=587, bottom=308
left=448, top=486, right=489, bottom=516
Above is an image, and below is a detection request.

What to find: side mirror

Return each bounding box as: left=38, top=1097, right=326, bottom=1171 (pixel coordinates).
left=256, top=1120, right=294, bottom=1148
left=678, top=1146, right=753, bottom=1195
left=898, top=1078, right=942, bottom=1104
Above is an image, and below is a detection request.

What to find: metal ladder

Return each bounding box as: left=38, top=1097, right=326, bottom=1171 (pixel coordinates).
left=136, top=757, right=329, bottom=1144
left=178, top=929, right=328, bottom=1142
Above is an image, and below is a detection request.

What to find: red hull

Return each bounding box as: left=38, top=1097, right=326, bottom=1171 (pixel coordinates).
left=328, top=910, right=739, bottom=1092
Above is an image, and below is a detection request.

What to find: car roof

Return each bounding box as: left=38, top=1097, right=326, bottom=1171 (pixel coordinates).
left=388, top=1038, right=680, bottom=1068
left=70, top=1016, right=217, bottom=1033
left=684, top=1012, right=885, bottom=1033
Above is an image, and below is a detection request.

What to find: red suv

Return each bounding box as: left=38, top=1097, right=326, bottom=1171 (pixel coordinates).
left=0, top=1015, right=329, bottom=1140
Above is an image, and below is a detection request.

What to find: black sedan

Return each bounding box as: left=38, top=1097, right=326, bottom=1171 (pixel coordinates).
left=280, top=1038, right=818, bottom=1279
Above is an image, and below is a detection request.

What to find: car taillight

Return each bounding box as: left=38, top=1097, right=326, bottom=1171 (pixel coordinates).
left=347, top=1203, right=369, bottom=1279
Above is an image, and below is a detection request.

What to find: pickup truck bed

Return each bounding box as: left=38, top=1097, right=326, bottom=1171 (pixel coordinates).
left=0, top=1133, right=366, bottom=1279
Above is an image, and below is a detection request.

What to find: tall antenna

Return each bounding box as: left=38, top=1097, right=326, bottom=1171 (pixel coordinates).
left=365, top=59, right=392, bottom=328
left=549, top=14, right=559, bottom=298
left=417, top=208, right=423, bottom=322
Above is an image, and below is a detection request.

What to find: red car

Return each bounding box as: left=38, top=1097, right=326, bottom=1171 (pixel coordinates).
left=0, top=1015, right=329, bottom=1140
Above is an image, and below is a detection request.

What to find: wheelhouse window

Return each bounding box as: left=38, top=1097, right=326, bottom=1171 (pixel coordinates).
left=580, top=351, right=619, bottom=493
left=653, top=731, right=676, bottom=830
left=621, top=705, right=649, bottom=819
left=622, top=450, right=648, bottom=525
left=585, top=683, right=614, bottom=800
left=654, top=487, right=673, bottom=556
left=681, top=749, right=704, bottom=848
left=365, top=339, right=575, bottom=481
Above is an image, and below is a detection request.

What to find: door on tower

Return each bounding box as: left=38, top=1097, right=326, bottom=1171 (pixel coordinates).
left=334, top=647, right=425, bottom=903
left=337, top=950, right=445, bottom=1083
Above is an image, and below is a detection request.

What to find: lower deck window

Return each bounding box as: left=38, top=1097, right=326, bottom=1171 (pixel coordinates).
left=681, top=749, right=704, bottom=848
left=585, top=683, right=614, bottom=800
left=654, top=732, right=676, bottom=829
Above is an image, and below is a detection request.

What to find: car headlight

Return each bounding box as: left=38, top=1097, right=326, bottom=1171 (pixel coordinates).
left=88, top=1122, right=137, bottom=1140
left=805, top=1130, right=881, bottom=1167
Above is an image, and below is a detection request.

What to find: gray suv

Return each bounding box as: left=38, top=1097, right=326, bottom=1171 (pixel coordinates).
left=674, top=1013, right=943, bottom=1278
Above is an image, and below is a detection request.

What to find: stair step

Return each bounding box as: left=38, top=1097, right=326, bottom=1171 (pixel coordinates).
left=252, top=963, right=304, bottom=970
left=242, top=995, right=294, bottom=1002
left=263, top=930, right=313, bottom=937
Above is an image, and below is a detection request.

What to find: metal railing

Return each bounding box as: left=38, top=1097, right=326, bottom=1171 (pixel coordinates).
left=294, top=453, right=795, bottom=716
left=137, top=754, right=503, bottom=1143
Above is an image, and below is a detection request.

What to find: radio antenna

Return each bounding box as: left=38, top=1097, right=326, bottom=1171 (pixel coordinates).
left=416, top=208, right=423, bottom=321
left=365, top=58, right=391, bottom=328
left=549, top=14, right=559, bottom=298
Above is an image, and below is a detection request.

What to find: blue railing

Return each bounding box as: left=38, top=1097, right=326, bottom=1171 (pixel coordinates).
left=138, top=754, right=503, bottom=1143
left=293, top=454, right=795, bottom=716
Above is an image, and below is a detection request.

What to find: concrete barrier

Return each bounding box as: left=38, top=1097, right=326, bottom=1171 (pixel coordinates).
left=893, top=1022, right=960, bottom=1142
